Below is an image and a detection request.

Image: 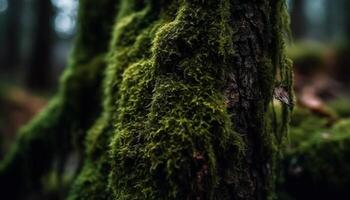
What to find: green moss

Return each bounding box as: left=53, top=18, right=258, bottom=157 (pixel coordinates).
left=329, top=98, right=350, bottom=118
left=279, top=106, right=350, bottom=199
left=108, top=1, right=244, bottom=197
left=66, top=1, right=167, bottom=199
left=108, top=0, right=292, bottom=199
left=287, top=42, right=326, bottom=74
left=0, top=54, right=107, bottom=198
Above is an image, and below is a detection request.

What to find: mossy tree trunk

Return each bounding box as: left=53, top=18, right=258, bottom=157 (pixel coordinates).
left=0, top=0, right=292, bottom=200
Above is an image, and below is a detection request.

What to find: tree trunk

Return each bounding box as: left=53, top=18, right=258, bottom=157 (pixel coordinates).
left=0, top=0, right=117, bottom=198
left=0, top=0, right=22, bottom=73
left=0, top=0, right=293, bottom=199
left=345, top=0, right=350, bottom=40
left=26, top=0, right=54, bottom=90
left=290, top=0, right=305, bottom=40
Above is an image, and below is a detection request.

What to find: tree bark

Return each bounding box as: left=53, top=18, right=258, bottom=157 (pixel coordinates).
left=0, top=0, right=293, bottom=199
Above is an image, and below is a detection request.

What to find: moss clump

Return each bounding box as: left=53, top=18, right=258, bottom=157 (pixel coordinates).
left=279, top=106, right=350, bottom=200
left=108, top=0, right=292, bottom=199
left=287, top=42, right=326, bottom=75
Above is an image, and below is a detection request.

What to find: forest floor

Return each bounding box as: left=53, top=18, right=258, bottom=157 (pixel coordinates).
left=0, top=84, right=47, bottom=154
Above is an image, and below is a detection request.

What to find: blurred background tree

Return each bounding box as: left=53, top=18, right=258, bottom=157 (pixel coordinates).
left=0, top=0, right=22, bottom=75
left=0, top=0, right=78, bottom=155
left=0, top=0, right=78, bottom=89
left=26, top=0, right=54, bottom=90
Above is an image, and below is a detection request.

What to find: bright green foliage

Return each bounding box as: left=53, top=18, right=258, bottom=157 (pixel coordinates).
left=0, top=0, right=293, bottom=199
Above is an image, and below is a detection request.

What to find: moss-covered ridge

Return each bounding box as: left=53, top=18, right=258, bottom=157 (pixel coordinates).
left=109, top=1, right=243, bottom=199
left=107, top=0, right=292, bottom=199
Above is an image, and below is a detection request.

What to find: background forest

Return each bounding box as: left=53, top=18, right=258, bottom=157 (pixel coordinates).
left=0, top=0, right=349, bottom=199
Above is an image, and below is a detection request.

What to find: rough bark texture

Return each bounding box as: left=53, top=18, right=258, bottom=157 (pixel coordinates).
left=0, top=0, right=292, bottom=199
